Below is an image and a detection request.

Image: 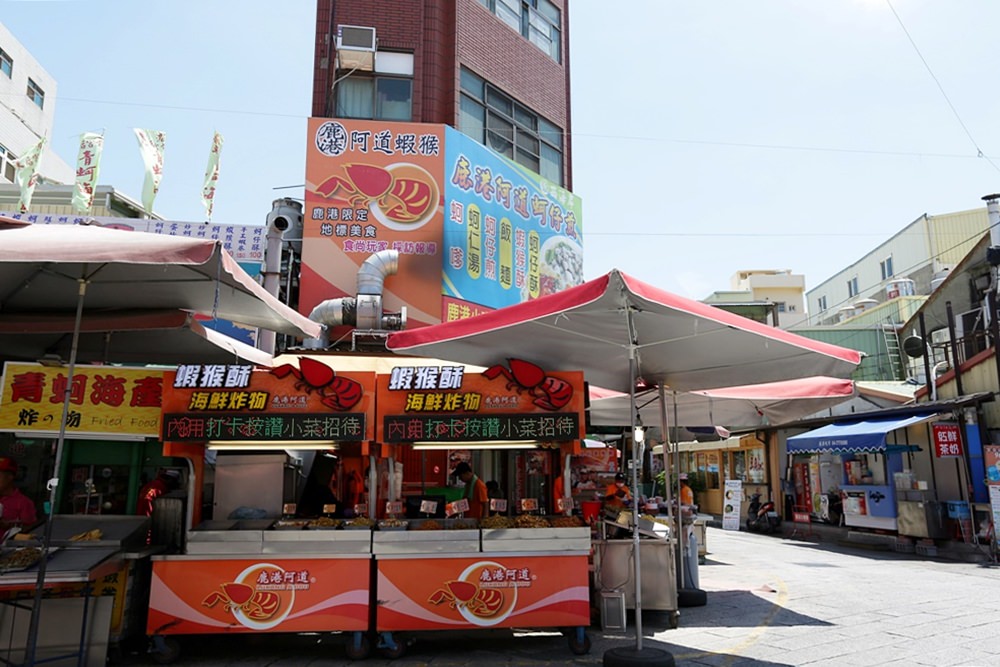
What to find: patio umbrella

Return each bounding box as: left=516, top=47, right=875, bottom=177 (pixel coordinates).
left=0, top=309, right=274, bottom=366
left=589, top=376, right=857, bottom=429
left=0, top=217, right=317, bottom=662
left=387, top=269, right=861, bottom=653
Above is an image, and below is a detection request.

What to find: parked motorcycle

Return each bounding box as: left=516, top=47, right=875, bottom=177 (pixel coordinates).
left=746, top=492, right=782, bottom=533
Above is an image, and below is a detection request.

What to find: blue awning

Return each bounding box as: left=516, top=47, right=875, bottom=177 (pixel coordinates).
left=786, top=415, right=937, bottom=454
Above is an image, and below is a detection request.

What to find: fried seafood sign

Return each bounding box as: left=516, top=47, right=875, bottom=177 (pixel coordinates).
left=147, top=558, right=370, bottom=634
left=160, top=360, right=375, bottom=442
left=376, top=555, right=589, bottom=630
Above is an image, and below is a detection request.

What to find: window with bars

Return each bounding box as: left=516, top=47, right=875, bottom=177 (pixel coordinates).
left=459, top=67, right=564, bottom=185
left=478, top=0, right=561, bottom=63
left=26, top=78, right=44, bottom=108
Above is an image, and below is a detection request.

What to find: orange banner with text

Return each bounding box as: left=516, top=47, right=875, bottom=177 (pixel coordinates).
left=147, top=557, right=370, bottom=634
left=375, top=554, right=589, bottom=631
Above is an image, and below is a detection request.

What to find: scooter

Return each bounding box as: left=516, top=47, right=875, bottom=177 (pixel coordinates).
left=746, top=493, right=781, bottom=533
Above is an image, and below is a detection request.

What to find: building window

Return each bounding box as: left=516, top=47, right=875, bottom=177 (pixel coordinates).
left=847, top=276, right=859, bottom=298
left=26, top=78, right=44, bottom=109
left=459, top=67, right=564, bottom=185
left=775, top=302, right=787, bottom=313
left=0, top=145, right=16, bottom=183
left=817, top=296, right=827, bottom=312
left=478, top=0, right=561, bottom=63
left=0, top=47, right=11, bottom=78
left=335, top=75, right=412, bottom=121
left=880, top=256, right=894, bottom=280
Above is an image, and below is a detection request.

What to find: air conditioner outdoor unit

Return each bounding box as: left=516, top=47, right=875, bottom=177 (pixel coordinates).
left=337, top=25, right=376, bottom=52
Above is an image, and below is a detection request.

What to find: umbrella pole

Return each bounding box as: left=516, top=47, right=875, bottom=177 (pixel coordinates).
left=673, top=390, right=686, bottom=589
left=628, top=348, right=643, bottom=651
left=24, top=277, right=88, bottom=666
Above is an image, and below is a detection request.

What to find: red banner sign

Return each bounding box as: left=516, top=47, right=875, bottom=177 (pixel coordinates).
left=376, top=554, right=589, bottom=631
left=932, top=422, right=963, bottom=458
left=147, top=557, right=370, bottom=634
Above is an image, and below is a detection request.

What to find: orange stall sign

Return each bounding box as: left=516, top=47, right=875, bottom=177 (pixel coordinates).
left=376, top=554, right=589, bottom=631
left=161, top=360, right=375, bottom=442
left=148, top=557, right=370, bottom=634
left=377, top=359, right=584, bottom=443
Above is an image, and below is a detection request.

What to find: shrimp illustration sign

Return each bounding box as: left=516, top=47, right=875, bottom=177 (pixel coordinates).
left=442, top=127, right=584, bottom=320
left=160, top=359, right=375, bottom=444
left=376, top=359, right=584, bottom=444
left=302, top=118, right=446, bottom=328
left=147, top=558, right=371, bottom=634
left=376, top=555, right=589, bottom=630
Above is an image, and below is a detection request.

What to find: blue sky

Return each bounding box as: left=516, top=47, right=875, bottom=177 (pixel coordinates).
left=4, top=0, right=1000, bottom=302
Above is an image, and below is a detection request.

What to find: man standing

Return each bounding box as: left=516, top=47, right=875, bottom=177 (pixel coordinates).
left=0, top=457, right=36, bottom=529
left=452, top=461, right=488, bottom=520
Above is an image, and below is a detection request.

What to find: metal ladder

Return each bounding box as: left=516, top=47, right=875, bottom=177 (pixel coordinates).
left=881, top=322, right=903, bottom=380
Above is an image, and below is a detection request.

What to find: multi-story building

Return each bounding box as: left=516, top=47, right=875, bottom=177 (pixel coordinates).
left=311, top=0, right=572, bottom=188
left=703, top=269, right=807, bottom=329
left=0, top=21, right=73, bottom=185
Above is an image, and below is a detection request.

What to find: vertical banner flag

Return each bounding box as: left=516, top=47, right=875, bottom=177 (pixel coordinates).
left=72, top=132, right=104, bottom=215
left=201, top=131, right=224, bottom=221
left=133, top=128, right=166, bottom=215
left=14, top=136, right=46, bottom=213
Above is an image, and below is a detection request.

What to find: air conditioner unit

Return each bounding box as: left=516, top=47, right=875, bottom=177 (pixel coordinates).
left=337, top=25, right=376, bottom=52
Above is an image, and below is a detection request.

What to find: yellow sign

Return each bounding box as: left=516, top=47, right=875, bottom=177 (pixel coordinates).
left=0, top=363, right=164, bottom=437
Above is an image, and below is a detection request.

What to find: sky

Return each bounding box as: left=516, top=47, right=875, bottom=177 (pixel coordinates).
left=4, top=0, right=1000, bottom=303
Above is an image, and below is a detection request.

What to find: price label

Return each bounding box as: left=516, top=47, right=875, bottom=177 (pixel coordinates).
left=419, top=499, right=438, bottom=515
left=353, top=503, right=368, bottom=516
left=489, top=498, right=507, bottom=512
left=385, top=501, right=403, bottom=515
left=556, top=497, right=574, bottom=512
left=446, top=498, right=470, bottom=516
left=520, top=498, right=538, bottom=512
left=321, top=504, right=337, bottom=515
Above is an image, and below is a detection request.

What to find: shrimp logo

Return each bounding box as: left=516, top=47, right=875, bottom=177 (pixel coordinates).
left=201, top=563, right=306, bottom=630
left=427, top=561, right=530, bottom=627
left=313, top=162, right=440, bottom=231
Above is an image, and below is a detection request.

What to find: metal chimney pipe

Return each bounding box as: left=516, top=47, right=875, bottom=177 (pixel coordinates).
left=983, top=193, right=1000, bottom=248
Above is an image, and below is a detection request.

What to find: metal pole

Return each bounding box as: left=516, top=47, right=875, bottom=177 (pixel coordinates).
left=24, top=277, right=88, bottom=665
left=628, top=346, right=643, bottom=651
left=673, top=391, right=685, bottom=588
left=945, top=301, right=965, bottom=396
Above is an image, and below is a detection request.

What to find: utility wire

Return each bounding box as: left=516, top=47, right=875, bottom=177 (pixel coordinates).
left=885, top=0, right=1000, bottom=174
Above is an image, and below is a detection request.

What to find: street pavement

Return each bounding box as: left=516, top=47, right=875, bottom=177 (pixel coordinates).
left=120, top=528, right=1000, bottom=666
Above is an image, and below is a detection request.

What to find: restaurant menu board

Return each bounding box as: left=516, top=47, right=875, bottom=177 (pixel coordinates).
left=376, top=360, right=584, bottom=444
left=723, top=480, right=743, bottom=531
left=376, top=554, right=589, bottom=631
left=160, top=360, right=375, bottom=443
left=148, top=558, right=370, bottom=634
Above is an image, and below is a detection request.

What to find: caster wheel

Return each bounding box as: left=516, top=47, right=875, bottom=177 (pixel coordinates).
left=668, top=611, right=680, bottom=629
left=344, top=634, right=370, bottom=660
left=568, top=632, right=591, bottom=655
left=381, top=641, right=407, bottom=659
left=150, top=637, right=180, bottom=665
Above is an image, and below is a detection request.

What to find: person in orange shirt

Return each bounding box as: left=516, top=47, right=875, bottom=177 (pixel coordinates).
left=604, top=472, right=632, bottom=510
left=135, top=469, right=181, bottom=517
left=679, top=473, right=695, bottom=507
left=452, top=462, right=488, bottom=520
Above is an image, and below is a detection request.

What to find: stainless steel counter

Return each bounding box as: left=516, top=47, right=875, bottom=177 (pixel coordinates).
left=372, top=529, right=479, bottom=554
left=592, top=538, right=677, bottom=612
left=481, top=526, right=590, bottom=552
left=0, top=547, right=121, bottom=588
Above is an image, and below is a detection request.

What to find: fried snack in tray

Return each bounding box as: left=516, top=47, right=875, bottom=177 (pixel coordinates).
left=450, top=519, right=478, bottom=530
left=69, top=528, right=103, bottom=542
left=480, top=515, right=514, bottom=529
left=0, top=547, right=42, bottom=571
left=413, top=519, right=443, bottom=531
left=549, top=515, right=584, bottom=528
left=307, top=517, right=342, bottom=529
left=345, top=517, right=375, bottom=529
left=378, top=518, right=408, bottom=530
left=513, top=514, right=550, bottom=528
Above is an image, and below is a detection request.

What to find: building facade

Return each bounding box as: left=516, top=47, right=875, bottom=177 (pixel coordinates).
left=0, top=21, right=73, bottom=185
left=703, top=269, right=807, bottom=329
left=311, top=0, right=572, bottom=188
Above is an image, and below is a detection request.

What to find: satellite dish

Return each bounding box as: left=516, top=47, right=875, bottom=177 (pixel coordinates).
left=902, top=335, right=926, bottom=358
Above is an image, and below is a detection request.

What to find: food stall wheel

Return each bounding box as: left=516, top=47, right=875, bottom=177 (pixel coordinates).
left=377, top=631, right=407, bottom=659
left=344, top=631, right=371, bottom=660
left=668, top=610, right=680, bottom=629
left=567, top=627, right=591, bottom=655
left=149, top=635, right=181, bottom=664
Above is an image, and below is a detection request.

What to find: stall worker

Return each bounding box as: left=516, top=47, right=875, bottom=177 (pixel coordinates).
left=0, top=457, right=36, bottom=530
left=452, top=461, right=488, bottom=520
left=604, top=472, right=632, bottom=510
left=135, top=469, right=181, bottom=517
left=679, top=473, right=695, bottom=507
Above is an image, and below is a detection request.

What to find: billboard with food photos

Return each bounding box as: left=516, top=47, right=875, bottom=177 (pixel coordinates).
left=302, top=118, right=446, bottom=328
left=441, top=126, right=584, bottom=321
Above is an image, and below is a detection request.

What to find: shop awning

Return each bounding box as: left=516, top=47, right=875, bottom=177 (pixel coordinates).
left=786, top=414, right=938, bottom=454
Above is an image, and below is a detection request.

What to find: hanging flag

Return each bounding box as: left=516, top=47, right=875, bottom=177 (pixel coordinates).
left=71, top=132, right=104, bottom=215
left=133, top=128, right=166, bottom=215
left=201, top=131, right=224, bottom=221
left=13, top=136, right=46, bottom=213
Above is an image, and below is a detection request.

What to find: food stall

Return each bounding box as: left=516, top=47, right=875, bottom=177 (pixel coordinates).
left=371, top=359, right=593, bottom=658
left=145, top=361, right=379, bottom=662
